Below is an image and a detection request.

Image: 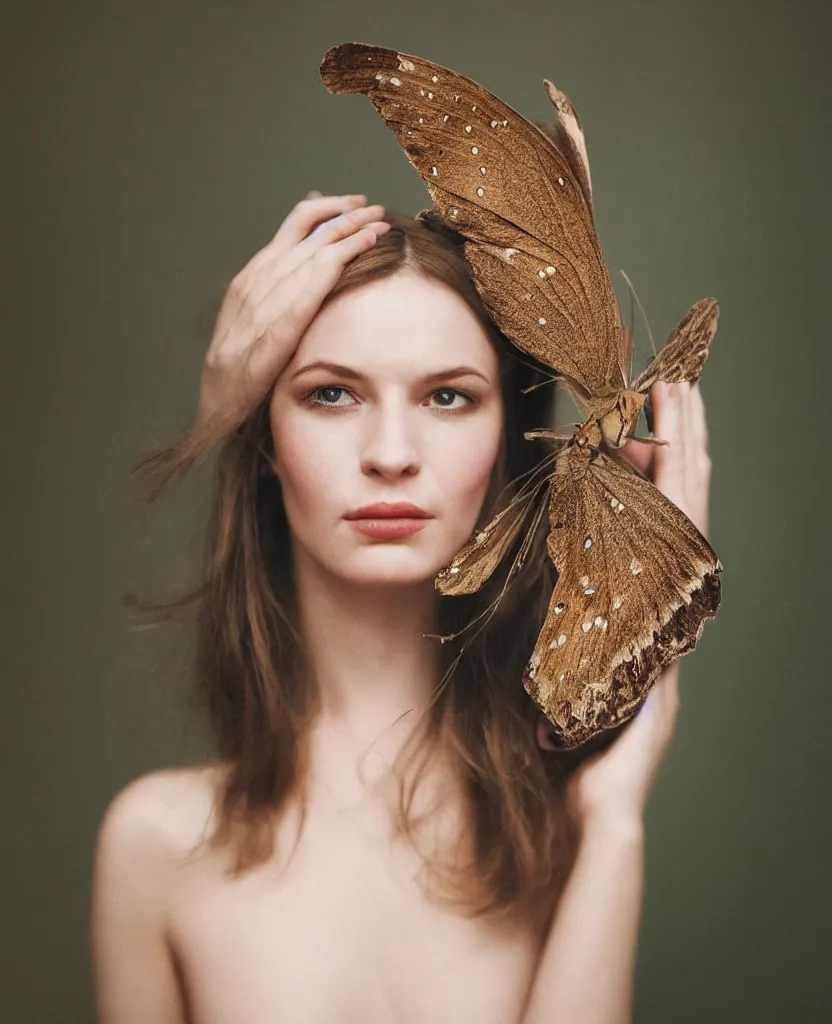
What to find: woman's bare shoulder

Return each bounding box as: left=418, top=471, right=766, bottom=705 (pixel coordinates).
left=97, top=761, right=232, bottom=861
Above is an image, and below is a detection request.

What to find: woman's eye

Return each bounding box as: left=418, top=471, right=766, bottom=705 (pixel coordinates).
left=306, top=386, right=356, bottom=409
left=304, top=385, right=475, bottom=412
left=425, top=387, right=474, bottom=412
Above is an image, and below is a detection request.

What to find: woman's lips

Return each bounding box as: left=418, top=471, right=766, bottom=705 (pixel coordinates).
left=347, top=517, right=429, bottom=540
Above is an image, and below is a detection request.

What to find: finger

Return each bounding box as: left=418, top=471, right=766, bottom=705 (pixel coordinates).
left=688, top=382, right=710, bottom=455
left=285, top=203, right=389, bottom=268
left=619, top=438, right=654, bottom=477
left=222, top=195, right=372, bottom=315
left=247, top=205, right=388, bottom=308
left=253, top=223, right=392, bottom=357
left=651, top=382, right=684, bottom=497
left=254, top=220, right=391, bottom=331
left=272, top=193, right=370, bottom=251
left=677, top=381, right=691, bottom=492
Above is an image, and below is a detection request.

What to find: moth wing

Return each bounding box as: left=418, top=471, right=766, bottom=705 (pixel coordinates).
left=633, top=298, right=719, bottom=394
left=435, top=474, right=551, bottom=596
left=320, top=42, right=624, bottom=397
left=536, top=79, right=593, bottom=212
left=524, top=447, right=721, bottom=749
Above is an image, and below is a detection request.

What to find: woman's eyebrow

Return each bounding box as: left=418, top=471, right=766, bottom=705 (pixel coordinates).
left=290, top=360, right=492, bottom=384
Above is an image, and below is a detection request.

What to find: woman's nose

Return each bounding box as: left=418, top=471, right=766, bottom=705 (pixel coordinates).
left=359, top=404, right=420, bottom=478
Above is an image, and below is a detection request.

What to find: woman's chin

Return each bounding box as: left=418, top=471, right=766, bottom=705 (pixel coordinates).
left=333, top=550, right=449, bottom=588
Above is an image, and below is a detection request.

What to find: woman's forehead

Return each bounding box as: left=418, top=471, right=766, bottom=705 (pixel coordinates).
left=294, top=273, right=500, bottom=376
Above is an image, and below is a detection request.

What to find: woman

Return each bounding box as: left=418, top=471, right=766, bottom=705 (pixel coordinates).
left=91, top=191, right=712, bottom=1023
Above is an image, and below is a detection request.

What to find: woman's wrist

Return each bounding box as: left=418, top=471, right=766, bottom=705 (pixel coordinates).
left=577, top=809, right=645, bottom=849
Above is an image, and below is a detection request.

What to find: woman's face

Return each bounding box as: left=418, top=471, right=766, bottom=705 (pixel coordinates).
left=268, top=270, right=504, bottom=587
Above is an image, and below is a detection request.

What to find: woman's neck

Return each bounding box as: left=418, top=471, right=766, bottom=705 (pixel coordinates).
left=293, top=543, right=443, bottom=741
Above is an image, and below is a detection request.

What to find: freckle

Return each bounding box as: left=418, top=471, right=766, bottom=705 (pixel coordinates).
left=582, top=621, right=592, bottom=633
left=477, top=187, right=484, bottom=196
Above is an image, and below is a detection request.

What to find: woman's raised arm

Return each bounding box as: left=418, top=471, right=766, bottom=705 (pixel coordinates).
left=196, top=191, right=391, bottom=430
left=524, top=381, right=711, bottom=1024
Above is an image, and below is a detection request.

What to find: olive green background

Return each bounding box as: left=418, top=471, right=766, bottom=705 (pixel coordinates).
left=4, top=1, right=829, bottom=1021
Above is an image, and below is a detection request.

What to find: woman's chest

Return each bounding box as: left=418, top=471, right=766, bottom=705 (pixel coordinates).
left=169, top=802, right=541, bottom=1024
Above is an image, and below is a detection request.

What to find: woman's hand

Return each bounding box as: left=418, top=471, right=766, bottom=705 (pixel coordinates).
left=196, top=191, right=391, bottom=429
left=537, top=381, right=712, bottom=833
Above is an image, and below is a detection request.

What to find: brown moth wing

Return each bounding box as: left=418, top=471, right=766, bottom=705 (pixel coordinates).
left=538, top=79, right=593, bottom=211
left=463, top=238, right=628, bottom=400
left=436, top=472, right=552, bottom=597
left=633, top=298, right=719, bottom=394
left=319, top=42, right=624, bottom=397
left=523, top=445, right=721, bottom=749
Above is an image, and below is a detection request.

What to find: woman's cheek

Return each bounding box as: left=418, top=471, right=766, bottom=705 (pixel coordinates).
left=271, top=413, right=340, bottom=516
left=436, top=419, right=502, bottom=539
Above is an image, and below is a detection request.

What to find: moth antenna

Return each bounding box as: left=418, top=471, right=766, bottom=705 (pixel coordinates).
left=425, top=483, right=551, bottom=647
left=520, top=373, right=558, bottom=395
left=504, top=348, right=555, bottom=378
left=489, top=448, right=559, bottom=513
left=628, top=285, right=636, bottom=383
left=410, top=641, right=470, bottom=724
left=620, top=269, right=657, bottom=361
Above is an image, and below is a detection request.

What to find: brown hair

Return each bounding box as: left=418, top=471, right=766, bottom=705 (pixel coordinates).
left=128, top=211, right=580, bottom=934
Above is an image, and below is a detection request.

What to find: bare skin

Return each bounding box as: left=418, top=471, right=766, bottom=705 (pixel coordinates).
left=91, top=190, right=712, bottom=1023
